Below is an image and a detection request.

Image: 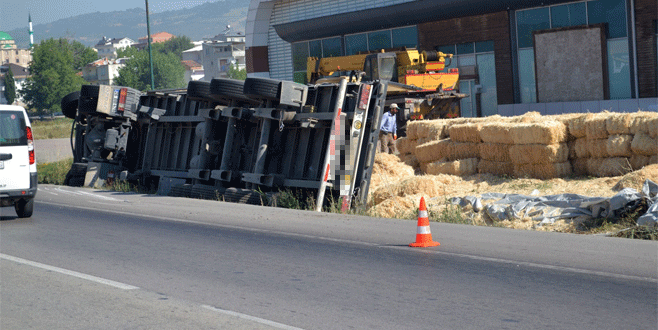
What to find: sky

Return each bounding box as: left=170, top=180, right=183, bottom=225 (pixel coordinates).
left=0, top=0, right=220, bottom=32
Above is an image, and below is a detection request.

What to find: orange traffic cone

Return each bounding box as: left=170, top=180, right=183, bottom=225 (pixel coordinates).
left=409, top=197, right=440, bottom=247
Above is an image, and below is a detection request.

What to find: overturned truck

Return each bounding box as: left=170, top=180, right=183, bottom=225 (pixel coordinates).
left=60, top=77, right=388, bottom=211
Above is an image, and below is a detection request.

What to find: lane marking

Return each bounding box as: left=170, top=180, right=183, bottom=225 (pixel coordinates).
left=37, top=201, right=658, bottom=283
left=202, top=305, right=305, bottom=330
left=0, top=253, right=139, bottom=290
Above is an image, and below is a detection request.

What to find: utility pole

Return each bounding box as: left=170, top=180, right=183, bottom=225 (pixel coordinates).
left=145, top=0, right=155, bottom=90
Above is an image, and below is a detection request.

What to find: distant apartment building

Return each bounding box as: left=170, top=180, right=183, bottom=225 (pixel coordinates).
left=82, top=57, right=127, bottom=85
left=182, top=60, right=204, bottom=84
left=135, top=32, right=175, bottom=50
left=202, top=32, right=245, bottom=81
left=0, top=63, right=30, bottom=105
left=0, top=32, right=32, bottom=67
left=94, top=37, right=135, bottom=59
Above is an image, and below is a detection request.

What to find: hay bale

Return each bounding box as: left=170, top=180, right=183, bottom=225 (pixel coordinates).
left=509, top=143, right=569, bottom=164
left=480, top=122, right=514, bottom=144
left=415, top=139, right=450, bottom=163
left=510, top=111, right=542, bottom=123
left=585, top=113, right=608, bottom=139
left=479, top=143, right=512, bottom=162
left=631, top=132, right=658, bottom=156
left=567, top=113, right=592, bottom=138
left=629, top=112, right=652, bottom=135
left=426, top=158, right=478, bottom=176
left=513, top=162, right=572, bottom=179
left=588, top=138, right=609, bottom=158
left=396, top=137, right=417, bottom=155
left=478, top=160, right=513, bottom=176
left=606, top=113, right=632, bottom=135
left=612, top=164, right=658, bottom=192
left=571, top=158, right=588, bottom=176
left=401, top=154, right=420, bottom=168
left=652, top=155, right=658, bottom=164
left=369, top=153, right=415, bottom=193
left=629, top=154, right=650, bottom=171
left=572, top=138, right=590, bottom=158
left=368, top=195, right=419, bottom=218
left=447, top=141, right=479, bottom=161
left=398, top=174, right=462, bottom=198
left=510, top=121, right=568, bottom=145
left=406, top=121, right=420, bottom=140
left=448, top=123, right=482, bottom=143
left=648, top=116, right=658, bottom=139
left=606, top=134, right=633, bottom=157
left=587, top=157, right=632, bottom=177
left=413, top=120, right=448, bottom=140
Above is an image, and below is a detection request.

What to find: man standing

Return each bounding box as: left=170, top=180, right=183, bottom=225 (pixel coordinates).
left=379, top=103, right=398, bottom=154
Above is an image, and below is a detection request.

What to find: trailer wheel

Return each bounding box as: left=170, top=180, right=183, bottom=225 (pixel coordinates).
left=210, top=78, right=247, bottom=99
left=187, top=81, right=212, bottom=100
left=243, top=78, right=281, bottom=101
left=61, top=91, right=80, bottom=119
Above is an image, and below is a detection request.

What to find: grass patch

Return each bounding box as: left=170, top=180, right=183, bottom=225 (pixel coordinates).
left=31, top=118, right=74, bottom=140
left=37, top=158, right=73, bottom=185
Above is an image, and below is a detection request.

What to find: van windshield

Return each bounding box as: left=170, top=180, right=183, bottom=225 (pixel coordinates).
left=0, top=111, right=27, bottom=146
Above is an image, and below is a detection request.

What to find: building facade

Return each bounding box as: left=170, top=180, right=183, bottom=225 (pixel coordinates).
left=81, top=57, right=127, bottom=86
left=0, top=32, right=32, bottom=67
left=246, top=0, right=657, bottom=116
left=94, top=37, right=136, bottom=59
left=202, top=33, right=246, bottom=81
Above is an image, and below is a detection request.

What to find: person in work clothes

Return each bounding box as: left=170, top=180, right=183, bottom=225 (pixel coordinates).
left=379, top=103, right=398, bottom=154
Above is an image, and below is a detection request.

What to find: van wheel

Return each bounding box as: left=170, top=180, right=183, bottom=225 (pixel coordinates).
left=15, top=199, right=34, bottom=218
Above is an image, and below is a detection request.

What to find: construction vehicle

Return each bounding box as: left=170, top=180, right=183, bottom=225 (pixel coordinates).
left=307, top=48, right=467, bottom=134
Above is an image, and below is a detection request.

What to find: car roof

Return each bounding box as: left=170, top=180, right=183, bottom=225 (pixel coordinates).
left=0, top=105, right=27, bottom=112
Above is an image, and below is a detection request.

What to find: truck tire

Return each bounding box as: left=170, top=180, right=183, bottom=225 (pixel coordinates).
left=187, top=81, right=212, bottom=100
left=15, top=199, right=34, bottom=218
left=64, top=163, right=87, bottom=187
left=243, top=78, right=281, bottom=101
left=61, top=91, right=80, bottom=119
left=210, top=78, right=247, bottom=99
left=80, top=85, right=100, bottom=97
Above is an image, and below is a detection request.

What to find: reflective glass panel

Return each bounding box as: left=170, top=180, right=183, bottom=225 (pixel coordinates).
left=517, top=8, right=550, bottom=48
left=607, top=38, right=631, bottom=99
left=456, top=42, right=474, bottom=54
left=392, top=26, right=418, bottom=48
left=587, top=0, right=627, bottom=39
left=322, top=37, right=342, bottom=57
left=309, top=40, right=322, bottom=58
left=436, top=45, right=456, bottom=55
left=345, top=34, right=367, bottom=55
left=518, top=48, right=537, bottom=103
left=551, top=3, right=587, bottom=28
left=477, top=53, right=498, bottom=116
left=293, top=71, right=307, bottom=85
left=292, top=42, right=309, bottom=72
left=368, top=30, right=391, bottom=51
left=475, top=40, right=494, bottom=53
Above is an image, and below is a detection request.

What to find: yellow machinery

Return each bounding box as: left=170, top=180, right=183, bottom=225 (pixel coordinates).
left=307, top=49, right=466, bottom=123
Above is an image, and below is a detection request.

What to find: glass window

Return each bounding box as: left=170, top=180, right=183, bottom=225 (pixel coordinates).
left=293, top=71, right=307, bottom=85
left=0, top=111, right=27, bottom=146
left=391, top=26, right=417, bottom=49
left=457, top=55, right=476, bottom=67
left=459, top=80, right=476, bottom=117
left=587, top=0, right=627, bottom=39
left=291, top=42, right=309, bottom=72
left=309, top=40, right=322, bottom=58
left=368, top=30, right=391, bottom=51
left=517, top=8, right=550, bottom=48
left=436, top=45, right=456, bottom=55
left=456, top=42, right=474, bottom=54
left=475, top=40, right=494, bottom=53
left=518, top=48, right=537, bottom=103
left=551, top=3, right=587, bottom=28
left=607, top=38, right=631, bottom=99
left=321, top=37, right=342, bottom=57
left=345, top=34, right=367, bottom=55
left=477, top=53, right=498, bottom=117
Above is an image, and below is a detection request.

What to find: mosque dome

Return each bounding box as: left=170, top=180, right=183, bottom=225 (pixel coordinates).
left=0, top=32, right=13, bottom=41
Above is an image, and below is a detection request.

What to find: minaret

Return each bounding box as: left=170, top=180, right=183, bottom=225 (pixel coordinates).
left=28, top=13, right=34, bottom=48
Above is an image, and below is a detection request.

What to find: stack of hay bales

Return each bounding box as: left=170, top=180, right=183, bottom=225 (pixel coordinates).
left=395, top=111, right=657, bottom=179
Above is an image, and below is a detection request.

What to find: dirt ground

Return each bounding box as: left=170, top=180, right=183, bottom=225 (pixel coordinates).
left=368, top=153, right=658, bottom=233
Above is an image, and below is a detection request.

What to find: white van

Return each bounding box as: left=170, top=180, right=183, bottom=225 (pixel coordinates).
left=0, top=105, right=37, bottom=218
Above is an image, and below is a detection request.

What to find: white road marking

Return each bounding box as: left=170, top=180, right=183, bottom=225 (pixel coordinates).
left=52, top=186, right=122, bottom=201
left=202, top=305, right=305, bottom=330
left=0, top=253, right=139, bottom=290
left=38, top=200, right=658, bottom=284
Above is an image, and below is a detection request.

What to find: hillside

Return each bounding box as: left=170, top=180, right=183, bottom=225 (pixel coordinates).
left=7, top=0, right=247, bottom=48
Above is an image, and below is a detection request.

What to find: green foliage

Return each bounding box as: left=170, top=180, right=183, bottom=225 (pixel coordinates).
left=227, top=64, right=246, bottom=80
left=31, top=118, right=74, bottom=139
left=68, top=40, right=98, bottom=70
left=115, top=49, right=185, bottom=91
left=157, top=36, right=194, bottom=60
left=37, top=158, right=73, bottom=185
left=3, top=69, right=16, bottom=105
left=21, top=38, right=87, bottom=114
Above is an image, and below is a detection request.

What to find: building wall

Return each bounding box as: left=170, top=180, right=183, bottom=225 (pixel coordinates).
left=635, top=0, right=657, bottom=97
left=0, top=49, right=31, bottom=67
left=418, top=10, right=514, bottom=105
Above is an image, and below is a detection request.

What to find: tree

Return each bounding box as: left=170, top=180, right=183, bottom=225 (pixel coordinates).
left=3, top=69, right=16, bottom=105
left=67, top=40, right=98, bottom=70
left=158, top=36, right=194, bottom=60
left=115, top=49, right=185, bottom=91
left=227, top=64, right=246, bottom=80
left=21, top=38, right=87, bottom=114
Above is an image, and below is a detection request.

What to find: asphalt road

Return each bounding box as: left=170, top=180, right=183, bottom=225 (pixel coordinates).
left=1, top=185, right=656, bottom=329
